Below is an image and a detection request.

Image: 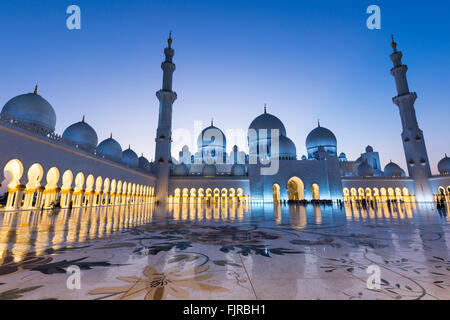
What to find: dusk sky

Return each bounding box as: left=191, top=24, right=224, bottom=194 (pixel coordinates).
left=1, top=0, right=449, bottom=174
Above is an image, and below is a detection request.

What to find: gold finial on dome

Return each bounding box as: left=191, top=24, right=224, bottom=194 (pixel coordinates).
left=211, top=118, right=214, bottom=126
left=264, top=103, right=267, bottom=114
left=34, top=84, right=38, bottom=95
left=318, top=119, right=321, bottom=127
left=110, top=133, right=113, bottom=139
left=391, top=34, right=397, bottom=53
left=82, top=115, right=85, bottom=123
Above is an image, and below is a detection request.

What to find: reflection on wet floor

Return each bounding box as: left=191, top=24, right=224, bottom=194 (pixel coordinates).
left=0, top=203, right=154, bottom=265
left=0, top=201, right=449, bottom=267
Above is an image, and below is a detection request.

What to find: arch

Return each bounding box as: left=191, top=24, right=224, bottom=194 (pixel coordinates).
left=95, top=176, right=103, bottom=193
left=182, top=188, right=189, bottom=197
left=213, top=188, right=220, bottom=197
left=343, top=188, right=350, bottom=196
left=447, top=186, right=450, bottom=195
left=206, top=188, right=213, bottom=198
left=85, top=174, right=95, bottom=193
left=358, top=188, right=365, bottom=198
left=127, top=182, right=132, bottom=195
left=221, top=188, right=228, bottom=197
left=365, top=188, right=372, bottom=197
left=373, top=188, right=380, bottom=197
left=45, top=167, right=60, bottom=190
left=3, top=159, right=24, bottom=189
left=273, top=184, right=281, bottom=202
left=229, top=188, right=236, bottom=197
left=380, top=187, right=387, bottom=196
left=26, top=163, right=44, bottom=190
left=312, top=184, right=320, bottom=200
left=190, top=188, right=197, bottom=197
left=237, top=188, right=243, bottom=196
left=103, top=178, right=111, bottom=194
left=402, top=187, right=409, bottom=197
left=116, top=180, right=123, bottom=194
left=287, top=177, right=305, bottom=201
left=110, top=179, right=117, bottom=194
left=350, top=188, right=357, bottom=197
left=61, top=170, right=73, bottom=190
left=132, top=183, right=136, bottom=195
left=198, top=188, right=205, bottom=197
left=174, top=188, right=181, bottom=197
left=74, top=172, right=85, bottom=192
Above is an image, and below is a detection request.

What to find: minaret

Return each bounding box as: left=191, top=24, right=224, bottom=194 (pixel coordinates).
left=389, top=36, right=432, bottom=202
left=154, top=32, right=177, bottom=203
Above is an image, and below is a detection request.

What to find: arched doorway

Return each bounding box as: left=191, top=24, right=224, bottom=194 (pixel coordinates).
left=273, top=184, right=280, bottom=203
left=312, top=183, right=320, bottom=200
left=312, top=184, right=320, bottom=200
left=287, top=177, right=304, bottom=201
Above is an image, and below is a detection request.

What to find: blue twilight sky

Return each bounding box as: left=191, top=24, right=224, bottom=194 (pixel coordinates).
left=0, top=0, right=449, bottom=173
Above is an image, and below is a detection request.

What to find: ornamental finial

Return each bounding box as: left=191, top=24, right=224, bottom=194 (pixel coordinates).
left=110, top=133, right=113, bottom=139
left=168, top=31, right=173, bottom=48
left=264, top=103, right=267, bottom=114
left=211, top=118, right=214, bottom=126
left=391, top=34, right=397, bottom=53
left=318, top=119, right=320, bottom=127
left=34, top=84, right=38, bottom=95
left=82, top=115, right=85, bottom=123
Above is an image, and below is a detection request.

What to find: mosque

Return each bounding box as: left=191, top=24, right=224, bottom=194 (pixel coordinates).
left=0, top=34, right=449, bottom=211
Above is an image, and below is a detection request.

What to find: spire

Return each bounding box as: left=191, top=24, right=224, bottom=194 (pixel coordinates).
left=318, top=119, right=321, bottom=127
left=110, top=133, right=113, bottom=139
left=33, top=84, right=38, bottom=95
left=264, top=103, right=267, bottom=114
left=211, top=118, right=214, bottom=126
left=168, top=31, right=173, bottom=48
left=391, top=34, right=397, bottom=53
left=82, top=115, right=85, bottom=123
left=128, top=144, right=131, bottom=150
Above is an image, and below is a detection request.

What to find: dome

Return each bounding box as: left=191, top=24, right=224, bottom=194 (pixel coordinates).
left=231, top=163, right=246, bottom=176
left=197, top=122, right=227, bottom=163
left=274, top=135, right=297, bottom=159
left=248, top=111, right=286, bottom=142
left=62, top=117, right=98, bottom=151
left=122, top=146, right=139, bottom=168
left=197, top=124, right=227, bottom=149
left=357, top=161, right=374, bottom=177
left=306, top=123, right=337, bottom=159
left=138, top=155, right=150, bottom=171
left=301, top=155, right=307, bottom=160
left=173, top=163, right=189, bottom=176
left=384, top=161, right=403, bottom=177
left=365, top=145, right=374, bottom=153
left=438, top=155, right=450, bottom=175
left=1, top=89, right=56, bottom=134
left=97, top=135, right=123, bottom=161
left=202, top=164, right=217, bottom=177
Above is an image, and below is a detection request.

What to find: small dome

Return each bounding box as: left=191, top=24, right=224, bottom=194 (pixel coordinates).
left=306, top=123, right=337, bottom=159
left=2, top=89, right=56, bottom=134
left=274, top=135, right=297, bottom=159
left=202, top=164, right=217, bottom=176
left=139, top=155, right=150, bottom=171
left=338, top=152, right=348, bottom=162
left=384, top=161, right=403, bottom=177
left=62, top=117, right=98, bottom=151
left=231, top=163, right=246, bottom=176
left=122, top=147, right=139, bottom=168
left=301, top=155, right=307, bottom=160
left=438, top=155, right=450, bottom=175
left=365, top=145, right=374, bottom=153
left=357, top=161, right=374, bottom=177
left=97, top=135, right=122, bottom=161
left=173, top=163, right=189, bottom=176
left=248, top=111, right=286, bottom=142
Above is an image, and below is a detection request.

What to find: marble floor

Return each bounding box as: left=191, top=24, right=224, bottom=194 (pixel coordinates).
left=0, top=200, right=449, bottom=300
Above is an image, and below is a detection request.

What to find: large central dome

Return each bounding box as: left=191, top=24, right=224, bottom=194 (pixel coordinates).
left=248, top=110, right=286, bottom=142
left=1, top=88, right=56, bottom=134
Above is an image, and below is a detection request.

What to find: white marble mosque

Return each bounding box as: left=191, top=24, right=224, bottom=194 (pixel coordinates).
left=0, top=34, right=449, bottom=212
